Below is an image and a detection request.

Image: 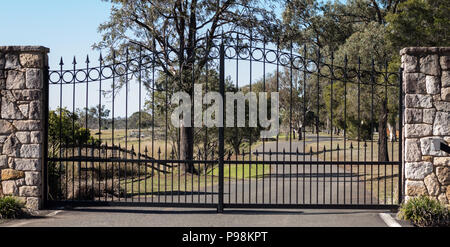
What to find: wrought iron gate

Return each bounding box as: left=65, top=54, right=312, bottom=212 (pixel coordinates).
left=44, top=32, right=402, bottom=210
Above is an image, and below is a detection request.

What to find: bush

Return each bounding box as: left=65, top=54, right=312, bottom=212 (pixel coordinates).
left=398, top=196, right=450, bottom=227
left=0, top=196, right=26, bottom=219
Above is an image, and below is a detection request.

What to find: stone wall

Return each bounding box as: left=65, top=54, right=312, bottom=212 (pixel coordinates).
left=0, top=46, right=49, bottom=210
left=401, top=47, right=450, bottom=205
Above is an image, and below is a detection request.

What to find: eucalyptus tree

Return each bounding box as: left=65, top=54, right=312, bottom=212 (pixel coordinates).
left=95, top=0, right=279, bottom=173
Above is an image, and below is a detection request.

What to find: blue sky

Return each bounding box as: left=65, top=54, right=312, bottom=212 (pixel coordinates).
left=1, top=0, right=285, bottom=117
left=1, top=0, right=112, bottom=66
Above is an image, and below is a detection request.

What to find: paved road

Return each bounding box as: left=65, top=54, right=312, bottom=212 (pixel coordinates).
left=1, top=135, right=399, bottom=227
left=1, top=207, right=395, bottom=227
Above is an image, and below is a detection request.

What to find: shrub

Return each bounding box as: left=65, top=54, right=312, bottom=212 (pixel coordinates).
left=0, top=196, right=26, bottom=219
left=398, top=196, right=450, bottom=227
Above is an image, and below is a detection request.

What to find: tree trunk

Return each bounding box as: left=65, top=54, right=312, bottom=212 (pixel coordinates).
left=378, top=102, right=389, bottom=162
left=180, top=125, right=198, bottom=174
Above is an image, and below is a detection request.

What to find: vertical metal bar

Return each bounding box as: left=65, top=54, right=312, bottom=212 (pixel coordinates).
left=249, top=32, right=253, bottom=204
left=289, top=41, right=293, bottom=205
left=111, top=51, right=115, bottom=202
left=344, top=55, right=348, bottom=204
left=262, top=38, right=266, bottom=204
left=85, top=55, right=90, bottom=200
left=276, top=39, right=280, bottom=205
left=316, top=49, right=320, bottom=205
left=217, top=39, right=225, bottom=213
left=72, top=57, right=79, bottom=200
left=138, top=46, right=142, bottom=202
left=58, top=57, right=63, bottom=200
left=152, top=39, right=156, bottom=204
left=357, top=58, right=361, bottom=204
left=330, top=52, right=334, bottom=204
left=302, top=45, right=307, bottom=205
left=124, top=49, right=129, bottom=201
left=370, top=60, right=375, bottom=205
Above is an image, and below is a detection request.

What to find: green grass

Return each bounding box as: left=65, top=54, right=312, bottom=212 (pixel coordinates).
left=0, top=196, right=26, bottom=219
left=122, top=162, right=271, bottom=196
left=398, top=196, right=449, bottom=227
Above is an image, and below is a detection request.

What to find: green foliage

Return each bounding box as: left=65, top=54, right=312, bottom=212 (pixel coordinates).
left=346, top=117, right=373, bottom=140
left=127, top=111, right=153, bottom=129
left=0, top=196, right=26, bottom=219
left=49, top=108, right=99, bottom=148
left=398, top=196, right=450, bottom=227
left=386, top=0, right=450, bottom=50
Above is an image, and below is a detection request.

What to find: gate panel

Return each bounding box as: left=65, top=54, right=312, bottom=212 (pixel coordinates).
left=45, top=32, right=402, bottom=209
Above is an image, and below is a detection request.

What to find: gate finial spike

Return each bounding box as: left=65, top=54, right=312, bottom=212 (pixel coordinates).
left=99, top=52, right=103, bottom=62
left=144, top=146, right=148, bottom=154
left=85, top=55, right=90, bottom=64
left=72, top=56, right=77, bottom=65
left=59, top=57, right=64, bottom=66
left=350, top=142, right=354, bottom=149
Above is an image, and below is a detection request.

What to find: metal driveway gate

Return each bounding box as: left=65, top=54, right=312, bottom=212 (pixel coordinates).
left=44, top=32, right=402, bottom=210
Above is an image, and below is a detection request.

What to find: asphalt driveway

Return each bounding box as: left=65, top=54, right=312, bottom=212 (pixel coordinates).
left=1, top=207, right=398, bottom=227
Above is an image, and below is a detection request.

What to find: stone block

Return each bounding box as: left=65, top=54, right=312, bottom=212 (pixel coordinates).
left=26, top=197, right=40, bottom=211
left=425, top=75, right=440, bottom=94
left=20, top=144, right=41, bottom=158
left=422, top=109, right=436, bottom=124
left=434, top=101, right=450, bottom=111
left=14, top=158, right=41, bottom=171
left=16, top=131, right=30, bottom=143
left=406, top=180, right=428, bottom=196
left=434, top=157, right=450, bottom=166
left=0, top=120, right=15, bottom=134
left=0, top=155, right=7, bottom=168
left=25, top=69, right=42, bottom=89
left=1, top=169, right=25, bottom=180
left=420, top=137, right=446, bottom=156
left=13, top=120, right=40, bottom=131
left=25, top=171, right=41, bottom=186
left=405, top=162, right=433, bottom=180
left=19, top=186, right=40, bottom=197
left=441, top=56, right=450, bottom=70
left=405, top=94, right=432, bottom=108
left=442, top=87, right=450, bottom=101
left=424, top=173, right=440, bottom=196
left=2, top=134, right=20, bottom=156
left=6, top=70, right=25, bottom=89
left=405, top=109, right=422, bottom=123
left=29, top=101, right=40, bottom=119
left=404, top=124, right=432, bottom=138
left=433, top=112, right=450, bottom=136
left=19, top=53, right=42, bottom=68
left=2, top=180, right=18, bottom=195
left=402, top=55, right=418, bottom=72
left=30, top=131, right=41, bottom=143
left=405, top=138, right=421, bottom=162
left=1, top=97, right=25, bottom=119
left=436, top=166, right=450, bottom=185
left=442, top=71, right=450, bottom=87
left=4, top=53, right=20, bottom=69
left=404, top=73, right=426, bottom=94
left=420, top=54, right=440, bottom=76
